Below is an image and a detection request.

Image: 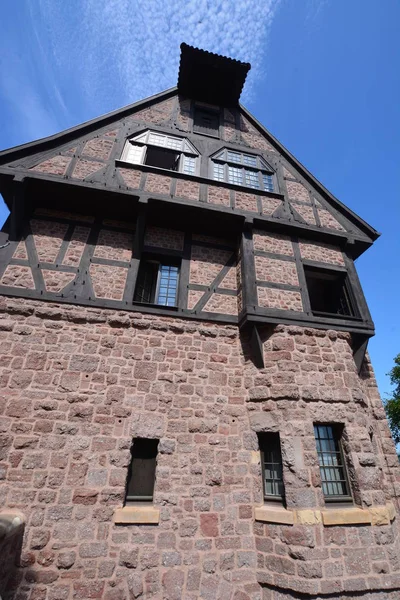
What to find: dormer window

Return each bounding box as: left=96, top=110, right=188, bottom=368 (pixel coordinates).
left=122, top=131, right=199, bottom=176
left=211, top=149, right=275, bottom=192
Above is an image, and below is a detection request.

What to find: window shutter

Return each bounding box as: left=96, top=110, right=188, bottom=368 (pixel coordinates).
left=194, top=109, right=219, bottom=136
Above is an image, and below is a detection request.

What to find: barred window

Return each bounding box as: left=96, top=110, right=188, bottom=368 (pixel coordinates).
left=211, top=148, right=275, bottom=192
left=122, top=130, right=199, bottom=176
left=125, top=438, right=159, bottom=504
left=134, top=258, right=179, bottom=307
left=258, top=433, right=285, bottom=501
left=314, top=424, right=352, bottom=501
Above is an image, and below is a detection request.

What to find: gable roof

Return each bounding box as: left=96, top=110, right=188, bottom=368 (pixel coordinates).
left=0, top=87, right=177, bottom=166
left=0, top=85, right=379, bottom=250
left=240, top=105, right=380, bottom=243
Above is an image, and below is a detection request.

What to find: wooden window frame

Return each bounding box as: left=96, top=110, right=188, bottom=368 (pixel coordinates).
left=314, top=424, right=353, bottom=504
left=258, top=432, right=285, bottom=503
left=211, top=149, right=276, bottom=192
left=134, top=256, right=180, bottom=308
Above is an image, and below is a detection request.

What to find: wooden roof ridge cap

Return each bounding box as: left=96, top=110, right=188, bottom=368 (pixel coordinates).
left=239, top=103, right=381, bottom=242
left=0, top=87, right=178, bottom=163
left=179, top=43, right=251, bottom=70
left=178, top=43, right=251, bottom=105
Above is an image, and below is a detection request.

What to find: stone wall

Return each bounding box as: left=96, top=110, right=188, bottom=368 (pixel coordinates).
left=0, top=297, right=399, bottom=599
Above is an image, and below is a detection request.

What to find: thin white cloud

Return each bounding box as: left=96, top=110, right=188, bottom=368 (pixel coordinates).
left=37, top=0, right=282, bottom=114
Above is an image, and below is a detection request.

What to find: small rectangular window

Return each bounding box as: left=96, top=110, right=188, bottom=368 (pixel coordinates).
left=134, top=259, right=179, bottom=307
left=314, top=424, right=352, bottom=502
left=125, top=438, right=159, bottom=504
left=194, top=108, right=220, bottom=137
left=258, top=433, right=285, bottom=502
left=304, top=266, right=356, bottom=318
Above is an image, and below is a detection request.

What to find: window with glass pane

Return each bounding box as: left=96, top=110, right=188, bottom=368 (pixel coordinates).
left=183, top=156, right=196, bottom=175
left=258, top=433, right=285, bottom=501
left=212, top=149, right=275, bottom=193
left=125, top=438, right=159, bottom=504
left=156, top=265, right=179, bottom=306
left=134, top=259, right=179, bottom=307
left=314, top=425, right=351, bottom=501
left=263, top=174, right=274, bottom=192
left=213, top=163, right=225, bottom=181
left=228, top=166, right=243, bottom=186
left=244, top=169, right=260, bottom=189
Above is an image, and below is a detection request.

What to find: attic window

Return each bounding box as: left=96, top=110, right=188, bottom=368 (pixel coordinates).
left=211, top=149, right=275, bottom=192
left=194, top=107, right=220, bottom=137
left=122, top=131, right=198, bottom=176
left=304, top=266, right=358, bottom=318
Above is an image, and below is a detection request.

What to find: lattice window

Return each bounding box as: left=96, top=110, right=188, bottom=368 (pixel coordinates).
left=211, top=149, right=275, bottom=192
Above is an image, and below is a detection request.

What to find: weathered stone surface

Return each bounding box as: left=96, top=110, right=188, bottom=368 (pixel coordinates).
left=0, top=297, right=398, bottom=599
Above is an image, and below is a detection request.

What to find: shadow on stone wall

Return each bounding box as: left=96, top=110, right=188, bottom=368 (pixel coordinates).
left=0, top=511, right=25, bottom=600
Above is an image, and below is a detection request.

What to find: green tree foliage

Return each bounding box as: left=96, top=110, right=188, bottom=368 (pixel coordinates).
left=385, top=354, right=400, bottom=444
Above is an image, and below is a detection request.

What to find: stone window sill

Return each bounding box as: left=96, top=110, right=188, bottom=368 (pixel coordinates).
left=113, top=505, right=160, bottom=525
left=254, top=505, right=294, bottom=525
left=254, top=503, right=396, bottom=527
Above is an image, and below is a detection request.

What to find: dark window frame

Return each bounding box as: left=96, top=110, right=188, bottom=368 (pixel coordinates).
left=314, top=424, right=353, bottom=503
left=211, top=148, right=276, bottom=193
left=125, top=438, right=159, bottom=504
left=304, top=265, right=359, bottom=319
left=258, top=432, right=285, bottom=503
left=134, top=255, right=180, bottom=308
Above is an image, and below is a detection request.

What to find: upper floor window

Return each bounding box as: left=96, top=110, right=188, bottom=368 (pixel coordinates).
left=134, top=257, right=179, bottom=307
left=314, top=424, right=352, bottom=502
left=304, top=266, right=358, bottom=318
left=122, top=130, right=199, bottom=176
left=211, top=149, right=274, bottom=192
left=194, top=107, right=220, bottom=137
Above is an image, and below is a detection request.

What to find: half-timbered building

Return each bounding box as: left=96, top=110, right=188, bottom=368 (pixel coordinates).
left=0, top=44, right=399, bottom=600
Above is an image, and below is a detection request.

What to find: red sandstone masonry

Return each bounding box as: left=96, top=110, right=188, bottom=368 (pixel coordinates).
left=292, top=202, right=316, bottom=225
left=93, top=230, right=133, bottom=263
left=253, top=231, right=294, bottom=256
left=189, top=245, right=233, bottom=286
left=299, top=240, right=345, bottom=266
left=145, top=173, right=171, bottom=195
left=30, top=155, right=71, bottom=176
left=72, top=159, right=104, bottom=180
left=117, top=168, right=142, bottom=189
left=42, top=271, right=76, bottom=293
left=30, top=220, right=68, bottom=263
left=89, top=264, right=128, bottom=300
left=0, top=299, right=398, bottom=599
left=144, top=226, right=184, bottom=251
left=318, top=208, right=345, bottom=231
left=286, top=181, right=310, bottom=202
left=255, top=256, right=299, bottom=287
left=257, top=287, right=303, bottom=312
left=175, top=179, right=200, bottom=201
left=82, top=138, right=114, bottom=161
left=207, top=186, right=230, bottom=207
left=235, top=192, right=258, bottom=213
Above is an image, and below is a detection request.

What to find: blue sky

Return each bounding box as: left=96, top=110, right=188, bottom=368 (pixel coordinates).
left=0, top=0, right=399, bottom=398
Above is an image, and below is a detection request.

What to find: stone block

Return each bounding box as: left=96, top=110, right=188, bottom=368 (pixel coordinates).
left=254, top=506, right=294, bottom=525
left=113, top=506, right=160, bottom=525
left=321, top=507, right=372, bottom=526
